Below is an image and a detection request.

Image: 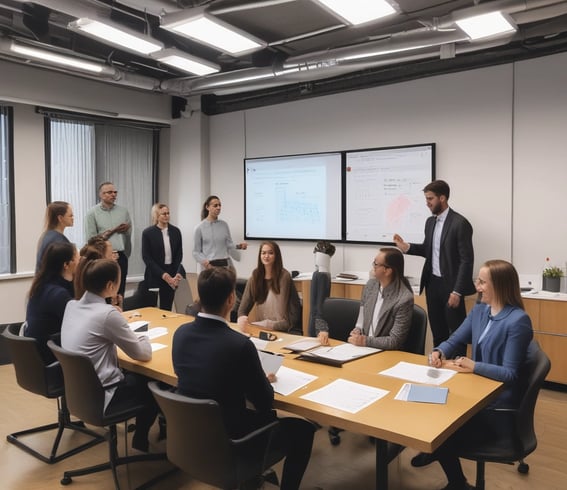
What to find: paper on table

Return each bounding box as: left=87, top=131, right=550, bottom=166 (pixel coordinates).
left=251, top=319, right=270, bottom=328
left=379, top=361, right=456, bottom=386
left=395, top=383, right=449, bottom=404
left=147, top=327, right=168, bottom=340
left=128, top=320, right=149, bottom=332
left=258, top=351, right=284, bottom=375
left=300, top=378, right=389, bottom=413
left=284, top=338, right=321, bottom=352
left=249, top=337, right=268, bottom=350
left=272, top=366, right=317, bottom=396
left=151, top=343, right=167, bottom=352
left=306, top=343, right=381, bottom=362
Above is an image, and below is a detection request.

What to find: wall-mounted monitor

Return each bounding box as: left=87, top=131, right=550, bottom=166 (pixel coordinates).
left=244, top=152, right=343, bottom=241
left=345, top=144, right=435, bottom=244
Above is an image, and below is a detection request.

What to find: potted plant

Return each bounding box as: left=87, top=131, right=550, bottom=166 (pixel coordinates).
left=543, top=265, right=564, bottom=292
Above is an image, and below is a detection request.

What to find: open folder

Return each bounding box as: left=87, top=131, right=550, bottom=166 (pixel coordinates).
left=296, top=343, right=381, bottom=367
left=396, top=383, right=449, bottom=404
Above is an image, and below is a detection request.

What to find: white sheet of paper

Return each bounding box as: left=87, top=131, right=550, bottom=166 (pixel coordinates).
left=379, top=361, right=456, bottom=386
left=128, top=320, right=149, bottom=332
left=300, top=378, right=389, bottom=413
left=249, top=337, right=268, bottom=350
left=150, top=343, right=167, bottom=352
left=147, top=327, right=168, bottom=340
left=284, top=338, right=321, bottom=352
left=394, top=383, right=412, bottom=401
left=251, top=320, right=269, bottom=328
left=307, top=343, right=381, bottom=362
left=272, top=366, right=317, bottom=396
left=258, top=351, right=284, bottom=375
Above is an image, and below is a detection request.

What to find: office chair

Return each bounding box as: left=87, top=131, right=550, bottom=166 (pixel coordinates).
left=123, top=281, right=158, bottom=311
left=172, top=277, right=194, bottom=314
left=321, top=297, right=360, bottom=342
left=1, top=324, right=104, bottom=463
left=141, top=381, right=285, bottom=490
left=403, top=304, right=428, bottom=355
left=47, top=341, right=165, bottom=489
left=459, top=340, right=551, bottom=490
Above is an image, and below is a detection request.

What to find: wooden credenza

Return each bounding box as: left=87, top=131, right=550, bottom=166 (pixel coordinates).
left=523, top=297, right=567, bottom=384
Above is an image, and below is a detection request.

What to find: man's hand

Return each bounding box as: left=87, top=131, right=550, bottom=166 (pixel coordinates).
left=317, top=331, right=329, bottom=346
left=393, top=234, right=409, bottom=253
left=447, top=292, right=461, bottom=308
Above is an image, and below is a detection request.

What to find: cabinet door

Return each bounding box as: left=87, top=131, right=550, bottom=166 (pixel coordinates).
left=523, top=298, right=541, bottom=331
left=534, top=333, right=567, bottom=384
left=539, top=301, right=567, bottom=335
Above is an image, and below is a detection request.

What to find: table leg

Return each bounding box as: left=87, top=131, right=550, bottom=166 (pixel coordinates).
left=375, top=438, right=388, bottom=489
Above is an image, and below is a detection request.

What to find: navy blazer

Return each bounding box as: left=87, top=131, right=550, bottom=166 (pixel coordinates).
left=409, top=208, right=476, bottom=296
left=141, top=224, right=185, bottom=288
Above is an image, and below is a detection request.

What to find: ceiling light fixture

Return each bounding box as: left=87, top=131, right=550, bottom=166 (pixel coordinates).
left=161, top=10, right=264, bottom=55
left=153, top=49, right=220, bottom=76
left=313, top=0, right=396, bottom=26
left=9, top=41, right=105, bottom=73
left=68, top=18, right=163, bottom=55
left=456, top=11, right=516, bottom=40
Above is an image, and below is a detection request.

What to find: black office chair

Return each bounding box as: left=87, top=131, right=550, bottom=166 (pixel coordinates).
left=47, top=341, right=165, bottom=489
left=123, top=280, right=158, bottom=311
left=141, top=381, right=285, bottom=490
left=321, top=297, right=361, bottom=341
left=459, top=341, right=551, bottom=490
left=0, top=324, right=104, bottom=463
left=402, top=304, right=428, bottom=355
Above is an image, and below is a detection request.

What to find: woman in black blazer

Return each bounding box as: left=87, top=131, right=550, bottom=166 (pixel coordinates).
left=141, top=203, right=185, bottom=311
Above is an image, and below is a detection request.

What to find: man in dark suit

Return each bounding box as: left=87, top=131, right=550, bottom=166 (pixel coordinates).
left=172, top=267, right=315, bottom=490
left=394, top=180, right=476, bottom=348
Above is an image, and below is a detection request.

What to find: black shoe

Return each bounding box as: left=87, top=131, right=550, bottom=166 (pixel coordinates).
left=411, top=452, right=436, bottom=467
left=439, top=481, right=475, bottom=490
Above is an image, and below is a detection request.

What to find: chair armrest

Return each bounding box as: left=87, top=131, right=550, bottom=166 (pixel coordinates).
left=230, top=420, right=280, bottom=446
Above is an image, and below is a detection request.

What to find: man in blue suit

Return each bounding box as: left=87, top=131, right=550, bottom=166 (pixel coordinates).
left=394, top=180, right=476, bottom=348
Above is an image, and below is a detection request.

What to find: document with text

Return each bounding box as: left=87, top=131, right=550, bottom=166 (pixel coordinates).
left=272, top=366, right=317, bottom=396
left=379, top=361, right=456, bottom=385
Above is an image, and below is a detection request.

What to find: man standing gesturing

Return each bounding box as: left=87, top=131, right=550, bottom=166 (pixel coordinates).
left=394, top=180, right=475, bottom=348
left=85, top=182, right=132, bottom=297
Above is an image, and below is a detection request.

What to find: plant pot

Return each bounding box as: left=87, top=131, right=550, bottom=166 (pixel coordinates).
left=542, top=276, right=561, bottom=292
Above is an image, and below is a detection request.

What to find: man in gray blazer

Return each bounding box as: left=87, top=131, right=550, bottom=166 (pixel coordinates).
left=394, top=180, right=475, bottom=348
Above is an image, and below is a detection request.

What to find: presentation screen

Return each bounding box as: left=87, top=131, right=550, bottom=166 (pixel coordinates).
left=345, top=144, right=435, bottom=244
left=245, top=152, right=343, bottom=241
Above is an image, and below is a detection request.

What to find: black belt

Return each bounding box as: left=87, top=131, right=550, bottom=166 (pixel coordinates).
left=209, top=258, right=229, bottom=267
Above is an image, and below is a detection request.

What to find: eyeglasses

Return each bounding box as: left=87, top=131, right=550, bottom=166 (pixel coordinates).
left=104, top=191, right=118, bottom=194
left=159, top=212, right=170, bottom=215
left=475, top=277, right=487, bottom=285
left=372, top=261, right=389, bottom=269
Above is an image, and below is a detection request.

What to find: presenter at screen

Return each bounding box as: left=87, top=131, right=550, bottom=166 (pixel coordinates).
left=393, top=180, right=475, bottom=350
left=192, top=195, right=247, bottom=271
left=237, top=241, right=301, bottom=332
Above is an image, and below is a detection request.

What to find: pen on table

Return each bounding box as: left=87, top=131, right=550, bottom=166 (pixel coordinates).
left=162, top=314, right=180, bottom=318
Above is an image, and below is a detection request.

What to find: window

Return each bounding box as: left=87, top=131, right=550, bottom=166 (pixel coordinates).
left=0, top=106, right=14, bottom=274
left=47, top=115, right=159, bottom=277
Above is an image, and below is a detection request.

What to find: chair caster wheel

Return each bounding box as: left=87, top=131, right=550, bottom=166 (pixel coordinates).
left=61, top=476, right=72, bottom=485
left=329, top=435, right=341, bottom=446
left=518, top=462, right=529, bottom=474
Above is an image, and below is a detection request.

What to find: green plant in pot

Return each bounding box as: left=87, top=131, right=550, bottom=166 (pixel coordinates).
left=543, top=265, right=563, bottom=292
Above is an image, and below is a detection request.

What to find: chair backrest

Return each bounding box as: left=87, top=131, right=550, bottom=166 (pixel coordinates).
left=1, top=324, right=63, bottom=397
left=403, top=304, right=428, bottom=355
left=173, top=278, right=194, bottom=314
left=321, top=297, right=360, bottom=341
left=123, top=280, right=158, bottom=311
left=47, top=340, right=107, bottom=427
left=148, top=381, right=275, bottom=489
left=515, top=340, right=551, bottom=455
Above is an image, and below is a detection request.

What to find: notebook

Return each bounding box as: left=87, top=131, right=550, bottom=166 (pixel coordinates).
left=405, top=384, right=449, bottom=404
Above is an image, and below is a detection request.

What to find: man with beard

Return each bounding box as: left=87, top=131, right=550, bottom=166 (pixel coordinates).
left=393, top=180, right=475, bottom=349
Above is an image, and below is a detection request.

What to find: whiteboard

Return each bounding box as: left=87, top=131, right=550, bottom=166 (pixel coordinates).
left=345, top=144, right=435, bottom=244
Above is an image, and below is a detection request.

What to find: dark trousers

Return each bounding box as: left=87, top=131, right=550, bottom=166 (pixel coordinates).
left=117, top=251, right=128, bottom=297
left=426, top=275, right=467, bottom=350
left=157, top=264, right=179, bottom=311
left=106, top=372, right=158, bottom=448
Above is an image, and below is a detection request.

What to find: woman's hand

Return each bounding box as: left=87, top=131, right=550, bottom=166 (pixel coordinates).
left=317, top=331, right=329, bottom=346
left=267, top=373, right=277, bottom=383
left=348, top=329, right=366, bottom=346
left=428, top=350, right=443, bottom=368
left=237, top=315, right=248, bottom=332
left=444, top=356, right=475, bottom=373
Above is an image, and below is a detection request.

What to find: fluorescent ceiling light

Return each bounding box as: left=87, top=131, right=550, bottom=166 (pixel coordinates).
left=314, top=0, right=396, bottom=25
left=9, top=42, right=104, bottom=73
left=153, top=49, right=219, bottom=76
left=69, top=18, right=163, bottom=55
left=456, top=11, right=516, bottom=40
left=161, top=12, right=264, bottom=55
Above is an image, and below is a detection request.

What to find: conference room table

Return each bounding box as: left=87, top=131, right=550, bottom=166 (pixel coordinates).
left=118, top=307, right=503, bottom=490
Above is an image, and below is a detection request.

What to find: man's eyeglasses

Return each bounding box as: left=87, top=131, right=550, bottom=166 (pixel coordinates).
left=372, top=261, right=390, bottom=269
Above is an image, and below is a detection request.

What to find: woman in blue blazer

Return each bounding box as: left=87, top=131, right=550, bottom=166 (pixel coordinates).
left=141, top=203, right=185, bottom=311
left=413, top=259, right=533, bottom=490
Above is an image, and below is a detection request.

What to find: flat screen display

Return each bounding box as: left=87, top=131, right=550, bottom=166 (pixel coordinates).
left=345, top=144, right=435, bottom=244
left=244, top=152, right=343, bottom=241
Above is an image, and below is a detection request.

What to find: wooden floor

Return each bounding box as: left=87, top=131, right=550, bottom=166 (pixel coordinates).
left=1, top=363, right=566, bottom=490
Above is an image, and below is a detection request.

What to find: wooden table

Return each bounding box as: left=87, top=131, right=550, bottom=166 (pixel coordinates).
left=119, top=307, right=502, bottom=489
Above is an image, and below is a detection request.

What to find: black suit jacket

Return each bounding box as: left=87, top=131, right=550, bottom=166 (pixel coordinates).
left=408, top=208, right=476, bottom=296
left=141, top=224, right=185, bottom=288
left=172, top=315, right=275, bottom=438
